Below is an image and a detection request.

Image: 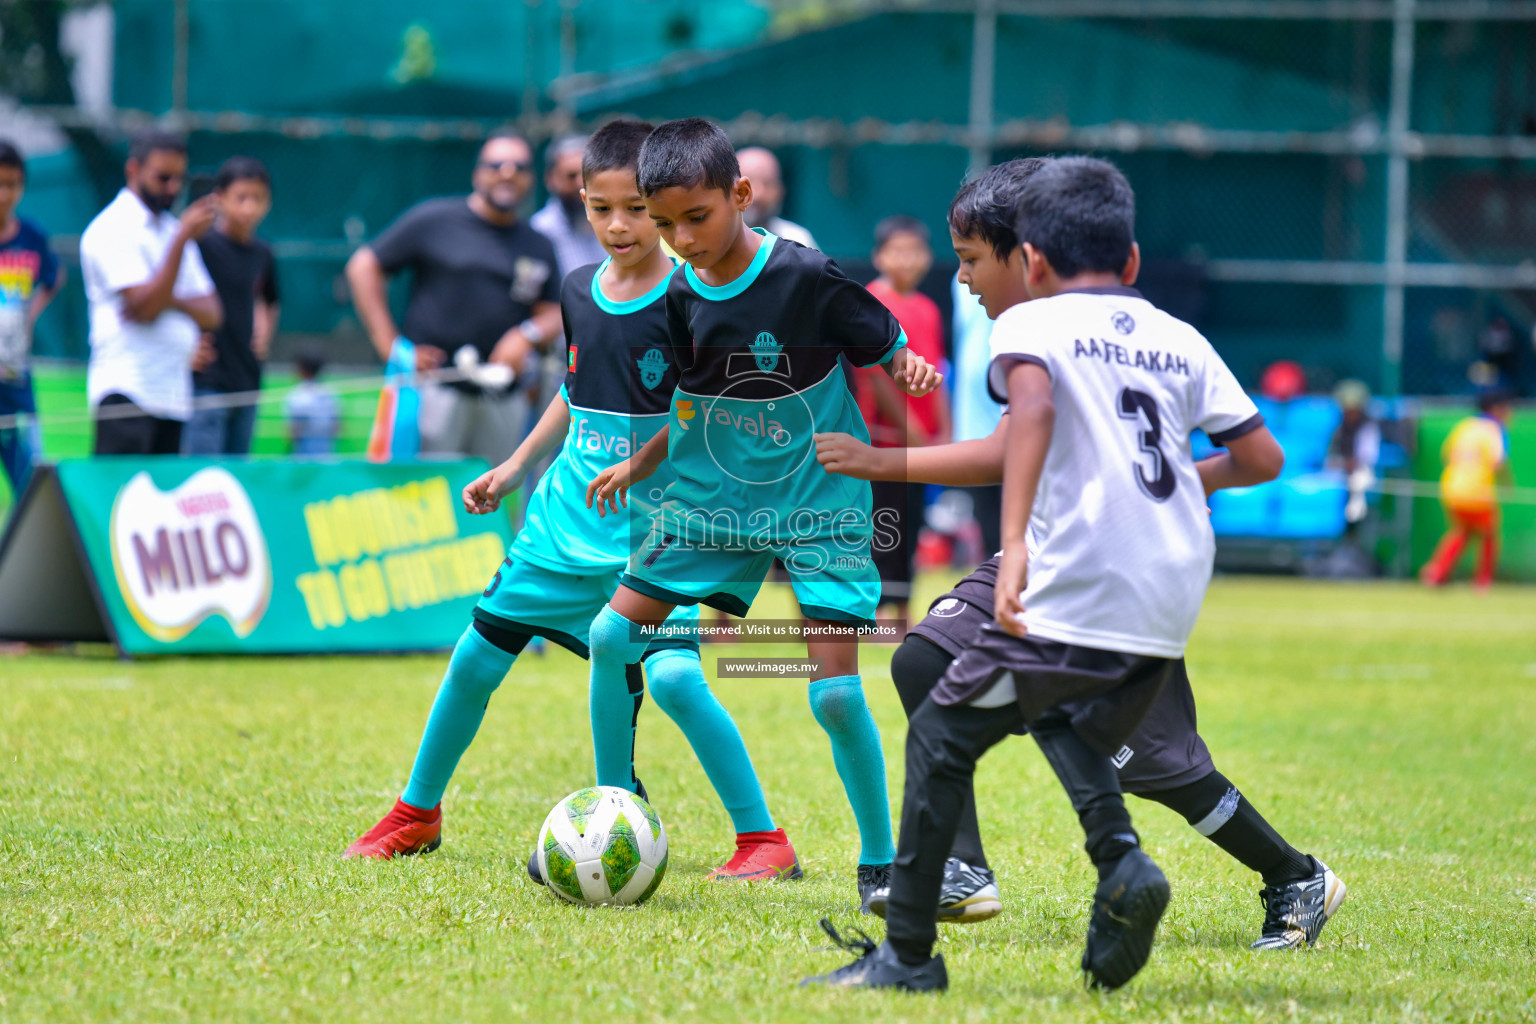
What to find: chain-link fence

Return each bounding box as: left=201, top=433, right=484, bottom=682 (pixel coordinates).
left=4, top=0, right=1536, bottom=397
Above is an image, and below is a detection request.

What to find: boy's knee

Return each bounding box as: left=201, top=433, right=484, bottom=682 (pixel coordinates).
left=642, top=649, right=703, bottom=717
left=449, top=625, right=514, bottom=699
left=808, top=676, right=869, bottom=733
left=890, top=636, right=953, bottom=716
left=589, top=605, right=647, bottom=663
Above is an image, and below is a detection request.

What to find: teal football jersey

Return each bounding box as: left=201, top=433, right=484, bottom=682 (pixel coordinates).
left=654, top=230, right=907, bottom=550
left=510, top=258, right=682, bottom=573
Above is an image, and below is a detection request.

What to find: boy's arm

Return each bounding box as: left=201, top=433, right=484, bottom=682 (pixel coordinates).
left=1195, top=426, right=1285, bottom=496
left=815, top=412, right=1007, bottom=484
left=587, top=425, right=670, bottom=518
left=26, top=266, right=63, bottom=330
left=995, top=362, right=1053, bottom=636
left=882, top=345, right=943, bottom=397
left=253, top=300, right=279, bottom=361
left=463, top=390, right=572, bottom=515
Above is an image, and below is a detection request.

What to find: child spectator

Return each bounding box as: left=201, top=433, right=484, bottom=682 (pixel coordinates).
left=0, top=140, right=63, bottom=495
left=186, top=156, right=280, bottom=455
left=856, top=215, right=952, bottom=623
left=1421, top=389, right=1514, bottom=589
left=285, top=350, right=339, bottom=456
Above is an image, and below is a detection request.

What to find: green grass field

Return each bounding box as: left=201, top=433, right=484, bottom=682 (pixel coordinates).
left=3, top=576, right=1534, bottom=1023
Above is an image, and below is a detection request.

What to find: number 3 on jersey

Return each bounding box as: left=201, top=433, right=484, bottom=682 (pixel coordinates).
left=1118, top=387, right=1176, bottom=501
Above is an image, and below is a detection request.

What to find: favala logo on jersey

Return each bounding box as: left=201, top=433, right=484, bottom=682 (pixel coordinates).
left=637, top=348, right=668, bottom=390
left=109, top=468, right=272, bottom=642
left=752, top=331, right=783, bottom=373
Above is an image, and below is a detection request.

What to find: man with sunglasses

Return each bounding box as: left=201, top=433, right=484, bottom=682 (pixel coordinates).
left=80, top=129, right=222, bottom=455
left=346, top=130, right=561, bottom=466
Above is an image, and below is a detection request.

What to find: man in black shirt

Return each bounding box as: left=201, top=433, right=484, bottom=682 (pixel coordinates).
left=186, top=156, right=280, bottom=455
left=345, top=130, right=562, bottom=466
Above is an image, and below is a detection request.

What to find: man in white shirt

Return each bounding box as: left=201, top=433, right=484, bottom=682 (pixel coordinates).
left=807, top=158, right=1287, bottom=995
left=736, top=147, right=818, bottom=250
left=80, top=130, right=221, bottom=454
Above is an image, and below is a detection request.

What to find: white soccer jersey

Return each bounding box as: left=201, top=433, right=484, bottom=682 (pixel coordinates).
left=987, top=286, right=1262, bottom=658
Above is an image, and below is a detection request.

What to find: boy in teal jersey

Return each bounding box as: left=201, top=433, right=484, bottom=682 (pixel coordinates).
left=585, top=118, right=942, bottom=907
left=347, top=121, right=801, bottom=882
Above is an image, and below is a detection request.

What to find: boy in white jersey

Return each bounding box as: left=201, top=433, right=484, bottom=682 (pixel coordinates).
left=805, top=157, right=1285, bottom=993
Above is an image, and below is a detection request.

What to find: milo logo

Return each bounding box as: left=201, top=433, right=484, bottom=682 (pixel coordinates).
left=752, top=331, right=782, bottom=373
left=637, top=348, right=669, bottom=391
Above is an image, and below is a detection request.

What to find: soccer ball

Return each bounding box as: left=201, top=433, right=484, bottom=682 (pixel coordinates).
left=536, top=786, right=668, bottom=906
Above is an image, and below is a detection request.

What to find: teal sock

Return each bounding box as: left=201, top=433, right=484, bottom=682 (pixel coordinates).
left=808, top=674, right=895, bottom=865
left=589, top=605, right=652, bottom=790
left=644, top=649, right=775, bottom=834
left=401, top=626, right=516, bottom=809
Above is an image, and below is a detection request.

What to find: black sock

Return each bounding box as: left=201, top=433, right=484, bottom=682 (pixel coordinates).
left=1143, top=770, right=1313, bottom=887
left=1030, top=713, right=1138, bottom=879
left=891, top=635, right=989, bottom=869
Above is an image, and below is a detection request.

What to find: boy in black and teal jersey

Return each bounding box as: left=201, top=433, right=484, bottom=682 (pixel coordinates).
left=585, top=118, right=943, bottom=906
left=346, top=121, right=801, bottom=882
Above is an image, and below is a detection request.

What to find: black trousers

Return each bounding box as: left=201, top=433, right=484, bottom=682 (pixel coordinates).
left=93, top=393, right=184, bottom=455
left=885, top=633, right=1175, bottom=961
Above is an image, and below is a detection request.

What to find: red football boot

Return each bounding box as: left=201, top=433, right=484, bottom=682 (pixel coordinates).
left=343, top=799, right=442, bottom=859
left=707, top=829, right=804, bottom=881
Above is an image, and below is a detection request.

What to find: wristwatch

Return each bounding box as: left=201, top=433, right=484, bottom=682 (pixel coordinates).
left=519, top=318, right=546, bottom=347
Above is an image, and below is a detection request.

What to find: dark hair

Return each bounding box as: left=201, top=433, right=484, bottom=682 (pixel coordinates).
left=215, top=155, right=270, bottom=191
left=128, top=129, right=187, bottom=164
left=948, top=158, right=1049, bottom=260
left=1014, top=156, right=1135, bottom=278
left=0, top=139, right=24, bottom=178
left=546, top=134, right=588, bottom=171
left=636, top=117, right=738, bottom=197
left=873, top=214, right=930, bottom=251
left=295, top=348, right=326, bottom=377
left=1477, top=387, right=1514, bottom=414
left=582, top=120, right=655, bottom=182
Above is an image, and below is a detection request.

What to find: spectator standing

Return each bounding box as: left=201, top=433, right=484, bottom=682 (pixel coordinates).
left=737, top=147, right=819, bottom=250
left=80, top=130, right=222, bottom=455
left=1326, top=379, right=1380, bottom=525
left=345, top=130, right=561, bottom=466
left=0, top=140, right=64, bottom=495
left=185, top=157, right=280, bottom=455
left=855, top=215, right=951, bottom=623
left=285, top=349, right=340, bottom=456
left=529, top=134, right=605, bottom=279
left=1421, top=389, right=1514, bottom=589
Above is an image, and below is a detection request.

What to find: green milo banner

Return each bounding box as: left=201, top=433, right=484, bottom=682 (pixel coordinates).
left=0, top=458, right=512, bottom=655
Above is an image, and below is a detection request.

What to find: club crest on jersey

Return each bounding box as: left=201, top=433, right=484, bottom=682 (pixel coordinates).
left=751, top=332, right=782, bottom=373
left=1112, top=312, right=1135, bottom=335
left=637, top=348, right=668, bottom=390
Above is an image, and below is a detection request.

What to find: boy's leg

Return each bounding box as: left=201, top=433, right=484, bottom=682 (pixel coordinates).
left=344, top=620, right=526, bottom=858
left=642, top=646, right=800, bottom=880
left=883, top=694, right=1023, bottom=966
left=1474, top=511, right=1498, bottom=587
left=890, top=635, right=988, bottom=868
left=589, top=587, right=677, bottom=790
left=1421, top=512, right=1471, bottom=584
left=806, top=630, right=896, bottom=880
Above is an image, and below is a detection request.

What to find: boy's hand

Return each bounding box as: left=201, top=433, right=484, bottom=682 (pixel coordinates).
left=463, top=460, right=526, bottom=515
left=994, top=542, right=1029, bottom=637
left=191, top=334, right=217, bottom=372
left=889, top=347, right=943, bottom=397
left=588, top=458, right=640, bottom=518
left=814, top=432, right=882, bottom=479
